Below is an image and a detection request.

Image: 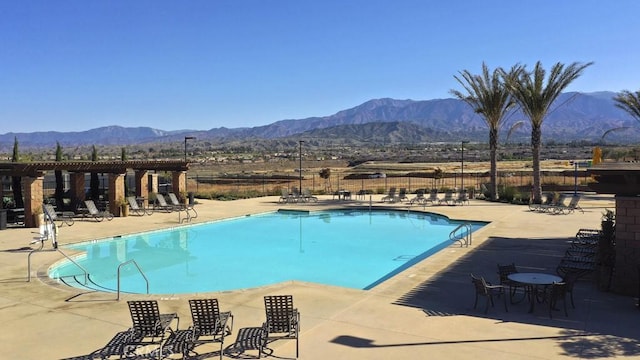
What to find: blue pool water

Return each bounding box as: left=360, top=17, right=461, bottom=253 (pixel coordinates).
left=49, top=209, right=485, bottom=294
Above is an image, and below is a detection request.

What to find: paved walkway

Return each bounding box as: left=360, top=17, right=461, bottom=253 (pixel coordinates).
left=1, top=194, right=639, bottom=359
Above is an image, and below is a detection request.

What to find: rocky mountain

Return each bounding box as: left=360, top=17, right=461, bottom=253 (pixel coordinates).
left=1, top=91, right=638, bottom=151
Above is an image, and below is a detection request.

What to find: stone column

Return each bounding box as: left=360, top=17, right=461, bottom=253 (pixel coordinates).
left=135, top=170, right=149, bottom=206
left=172, top=171, right=186, bottom=201
left=613, top=196, right=640, bottom=296
left=23, top=175, right=44, bottom=228
left=70, top=172, right=86, bottom=210
left=108, top=173, right=126, bottom=217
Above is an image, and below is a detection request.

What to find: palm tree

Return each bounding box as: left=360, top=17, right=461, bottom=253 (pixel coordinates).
left=504, top=61, right=593, bottom=203
left=451, top=63, right=516, bottom=200
left=613, top=90, right=640, bottom=122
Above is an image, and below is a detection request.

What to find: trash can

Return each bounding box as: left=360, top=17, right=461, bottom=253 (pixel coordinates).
left=0, top=209, right=7, bottom=230
left=188, top=192, right=195, bottom=206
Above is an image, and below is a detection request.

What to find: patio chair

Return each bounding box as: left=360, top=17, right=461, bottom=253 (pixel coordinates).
left=381, top=187, right=397, bottom=202
left=470, top=273, right=507, bottom=314
left=553, top=194, right=584, bottom=214
left=528, top=192, right=554, bottom=211
left=539, top=193, right=569, bottom=213
left=153, top=194, right=175, bottom=212
left=89, top=330, right=144, bottom=359
left=127, top=300, right=179, bottom=354
left=83, top=200, right=114, bottom=221
left=397, top=188, right=408, bottom=202
left=438, top=190, right=455, bottom=205
left=168, top=193, right=188, bottom=210
left=43, top=203, right=74, bottom=227
left=170, top=298, right=233, bottom=360
left=497, top=263, right=525, bottom=304
left=409, top=189, right=426, bottom=204
left=127, top=196, right=152, bottom=216
left=424, top=189, right=439, bottom=205
left=279, top=188, right=293, bottom=203
left=455, top=191, right=470, bottom=205
left=227, top=323, right=269, bottom=359
left=264, top=295, right=300, bottom=358
left=301, top=188, right=318, bottom=202
left=544, top=282, right=569, bottom=319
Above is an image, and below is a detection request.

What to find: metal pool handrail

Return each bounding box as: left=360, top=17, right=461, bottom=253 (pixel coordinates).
left=117, top=259, right=149, bottom=300
left=449, top=222, right=473, bottom=247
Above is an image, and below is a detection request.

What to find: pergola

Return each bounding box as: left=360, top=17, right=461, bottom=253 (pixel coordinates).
left=0, top=160, right=189, bottom=227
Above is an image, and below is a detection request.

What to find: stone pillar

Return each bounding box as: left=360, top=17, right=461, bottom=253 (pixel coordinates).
left=148, top=173, right=158, bottom=194
left=613, top=196, right=640, bottom=296
left=135, top=170, right=149, bottom=207
left=70, top=172, right=86, bottom=210
left=23, top=175, right=44, bottom=228
left=108, top=173, right=126, bottom=217
left=172, top=171, right=186, bottom=201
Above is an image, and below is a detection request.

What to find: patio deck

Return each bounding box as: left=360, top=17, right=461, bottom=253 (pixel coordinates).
left=1, top=194, right=638, bottom=359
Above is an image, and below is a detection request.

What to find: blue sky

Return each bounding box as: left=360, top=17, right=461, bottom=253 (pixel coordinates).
left=1, top=1, right=638, bottom=133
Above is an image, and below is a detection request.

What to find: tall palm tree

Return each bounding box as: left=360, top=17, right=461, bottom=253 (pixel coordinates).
left=613, top=90, right=640, bottom=122
left=451, top=63, right=516, bottom=200
left=505, top=61, right=593, bottom=203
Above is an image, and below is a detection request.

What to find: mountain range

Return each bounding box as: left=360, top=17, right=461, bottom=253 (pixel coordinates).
left=1, top=91, right=638, bottom=151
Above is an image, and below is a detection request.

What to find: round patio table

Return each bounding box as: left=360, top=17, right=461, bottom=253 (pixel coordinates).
left=508, top=272, right=562, bottom=313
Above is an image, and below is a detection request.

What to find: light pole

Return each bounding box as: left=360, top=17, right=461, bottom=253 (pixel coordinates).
left=461, top=140, right=469, bottom=193
left=184, top=136, right=195, bottom=162
left=299, top=140, right=304, bottom=192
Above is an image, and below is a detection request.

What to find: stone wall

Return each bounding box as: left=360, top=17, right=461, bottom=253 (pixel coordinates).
left=613, top=195, right=640, bottom=296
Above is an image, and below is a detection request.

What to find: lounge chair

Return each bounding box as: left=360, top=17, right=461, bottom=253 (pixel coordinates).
left=264, top=295, right=300, bottom=358
left=553, top=194, right=584, bottom=214
left=438, top=190, right=455, bottom=205
left=528, top=192, right=554, bottom=211
left=381, top=187, right=397, bottom=202
left=83, top=200, right=114, bottom=221
left=397, top=188, right=408, bottom=202
left=539, top=193, right=569, bottom=213
left=470, top=273, right=508, bottom=314
left=127, top=300, right=179, bottom=355
left=164, top=299, right=233, bottom=360
left=43, top=203, right=74, bottom=226
left=127, top=196, right=153, bottom=216
left=168, top=193, right=187, bottom=210
left=89, top=330, right=144, bottom=359
left=154, top=194, right=175, bottom=212
left=424, top=189, right=439, bottom=205
left=409, top=189, right=426, bottom=204
left=227, top=323, right=269, bottom=359
left=279, top=188, right=293, bottom=203
left=454, top=191, right=470, bottom=205
left=301, top=188, right=318, bottom=202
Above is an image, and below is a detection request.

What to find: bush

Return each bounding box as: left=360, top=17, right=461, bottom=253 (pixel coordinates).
left=499, top=186, right=517, bottom=202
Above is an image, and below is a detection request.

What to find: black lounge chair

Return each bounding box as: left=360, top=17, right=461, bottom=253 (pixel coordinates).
left=153, top=194, right=175, bottom=212
left=127, top=300, right=179, bottom=354
left=264, top=295, right=300, bottom=358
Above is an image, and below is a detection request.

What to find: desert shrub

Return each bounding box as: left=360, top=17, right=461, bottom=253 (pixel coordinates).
left=499, top=186, right=517, bottom=202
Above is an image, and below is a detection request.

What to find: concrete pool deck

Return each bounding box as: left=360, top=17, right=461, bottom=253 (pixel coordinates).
left=1, top=194, right=639, bottom=359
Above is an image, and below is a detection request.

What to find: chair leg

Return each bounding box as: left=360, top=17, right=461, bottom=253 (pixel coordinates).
left=473, top=294, right=479, bottom=309
left=484, top=296, right=491, bottom=314
left=569, top=291, right=575, bottom=309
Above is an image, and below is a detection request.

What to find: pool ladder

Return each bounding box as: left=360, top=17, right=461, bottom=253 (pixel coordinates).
left=117, top=259, right=149, bottom=300
left=450, top=222, right=472, bottom=247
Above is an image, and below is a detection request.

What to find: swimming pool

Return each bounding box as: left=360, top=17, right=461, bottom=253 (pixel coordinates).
left=49, top=209, right=485, bottom=294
